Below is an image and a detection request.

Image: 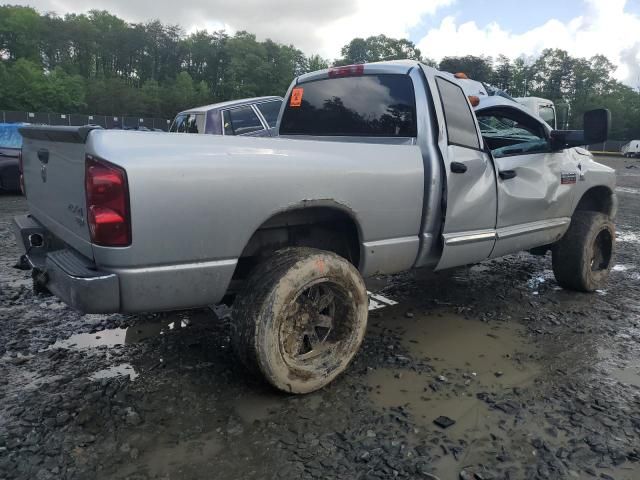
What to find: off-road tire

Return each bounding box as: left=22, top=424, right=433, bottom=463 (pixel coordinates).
left=231, top=247, right=368, bottom=394
left=552, top=211, right=615, bottom=292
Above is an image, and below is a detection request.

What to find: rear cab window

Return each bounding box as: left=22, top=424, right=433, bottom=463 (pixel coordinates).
left=222, top=106, right=265, bottom=135
left=435, top=77, right=481, bottom=150
left=279, top=74, right=417, bottom=137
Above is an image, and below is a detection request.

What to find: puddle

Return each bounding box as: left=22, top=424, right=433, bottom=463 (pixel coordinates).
left=612, top=264, right=632, bottom=272
left=114, top=435, right=223, bottom=479
left=50, top=310, right=213, bottom=350
left=617, top=230, right=640, bottom=243
left=52, top=328, right=129, bottom=349
left=616, top=186, right=640, bottom=195
left=367, top=311, right=539, bottom=433
left=391, top=311, right=537, bottom=384
left=90, top=363, right=139, bottom=381
left=368, top=369, right=488, bottom=436
left=608, top=365, right=640, bottom=389
left=234, top=391, right=286, bottom=424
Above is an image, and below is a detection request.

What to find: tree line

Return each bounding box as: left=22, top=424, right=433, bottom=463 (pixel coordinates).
left=1, top=5, right=638, bottom=139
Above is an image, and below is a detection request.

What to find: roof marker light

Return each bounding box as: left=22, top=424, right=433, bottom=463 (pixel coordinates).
left=468, top=95, right=480, bottom=107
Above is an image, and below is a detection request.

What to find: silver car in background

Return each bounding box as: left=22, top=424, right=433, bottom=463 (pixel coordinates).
left=169, top=96, right=283, bottom=137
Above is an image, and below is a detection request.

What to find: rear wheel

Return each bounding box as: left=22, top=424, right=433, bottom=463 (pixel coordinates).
left=552, top=211, right=615, bottom=292
left=231, top=247, right=368, bottom=394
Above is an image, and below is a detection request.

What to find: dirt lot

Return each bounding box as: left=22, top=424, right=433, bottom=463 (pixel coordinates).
left=1, top=154, right=639, bottom=480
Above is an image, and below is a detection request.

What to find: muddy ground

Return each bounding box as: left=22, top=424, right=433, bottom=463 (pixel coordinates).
left=1, top=154, right=639, bottom=480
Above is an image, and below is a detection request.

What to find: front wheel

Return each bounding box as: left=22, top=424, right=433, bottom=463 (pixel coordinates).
left=552, top=211, right=615, bottom=292
left=231, top=247, right=368, bottom=394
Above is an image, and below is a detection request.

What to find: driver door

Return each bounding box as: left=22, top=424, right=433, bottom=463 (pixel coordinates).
left=432, top=76, right=498, bottom=270
left=476, top=107, right=578, bottom=258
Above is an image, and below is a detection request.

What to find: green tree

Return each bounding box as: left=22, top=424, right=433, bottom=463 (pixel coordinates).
left=492, top=55, right=513, bottom=91
left=337, top=35, right=422, bottom=65
left=0, top=4, right=638, bottom=139
left=439, top=55, right=494, bottom=82
left=0, top=6, right=42, bottom=63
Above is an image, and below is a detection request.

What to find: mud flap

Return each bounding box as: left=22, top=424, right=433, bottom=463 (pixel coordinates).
left=13, top=254, right=31, bottom=271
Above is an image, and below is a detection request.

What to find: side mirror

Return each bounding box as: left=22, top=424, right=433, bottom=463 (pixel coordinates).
left=550, top=108, right=611, bottom=150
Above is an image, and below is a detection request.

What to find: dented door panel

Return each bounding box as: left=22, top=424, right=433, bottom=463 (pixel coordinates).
left=491, top=151, right=578, bottom=257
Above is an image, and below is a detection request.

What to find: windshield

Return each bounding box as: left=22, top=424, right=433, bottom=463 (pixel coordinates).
left=0, top=124, right=23, bottom=149
left=279, top=74, right=416, bottom=137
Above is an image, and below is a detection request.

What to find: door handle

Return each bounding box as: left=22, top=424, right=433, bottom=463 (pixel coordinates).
left=450, top=162, right=467, bottom=174
left=499, top=170, right=517, bottom=180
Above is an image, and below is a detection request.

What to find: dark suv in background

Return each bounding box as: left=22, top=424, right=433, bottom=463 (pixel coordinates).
left=0, top=123, right=23, bottom=193
left=170, top=96, right=282, bottom=137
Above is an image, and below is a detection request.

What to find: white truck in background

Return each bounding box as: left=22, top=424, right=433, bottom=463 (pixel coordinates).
left=446, top=74, right=559, bottom=130
left=515, top=97, right=557, bottom=130
left=622, top=140, right=640, bottom=158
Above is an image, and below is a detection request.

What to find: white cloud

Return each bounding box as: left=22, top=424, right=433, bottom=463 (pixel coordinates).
left=316, top=0, right=455, bottom=58
left=15, top=0, right=453, bottom=59
left=416, top=0, right=640, bottom=86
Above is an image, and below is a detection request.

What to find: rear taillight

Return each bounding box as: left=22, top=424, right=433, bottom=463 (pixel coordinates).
left=18, top=150, right=25, bottom=195
left=85, top=155, right=131, bottom=246
left=328, top=64, right=365, bottom=78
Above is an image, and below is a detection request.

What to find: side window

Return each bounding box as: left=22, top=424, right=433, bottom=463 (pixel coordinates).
left=170, top=113, right=203, bottom=133
left=222, top=106, right=264, bottom=135
left=256, top=101, right=282, bottom=128
left=190, top=114, right=205, bottom=133
left=170, top=114, right=186, bottom=133
left=435, top=77, right=481, bottom=150
left=477, top=110, right=550, bottom=158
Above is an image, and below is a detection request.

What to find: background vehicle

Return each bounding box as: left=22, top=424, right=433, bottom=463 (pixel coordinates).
left=0, top=123, right=23, bottom=193
left=14, top=61, right=614, bottom=394
left=515, top=97, right=557, bottom=129
left=170, top=96, right=283, bottom=137
left=441, top=73, right=561, bottom=130
left=622, top=140, right=640, bottom=158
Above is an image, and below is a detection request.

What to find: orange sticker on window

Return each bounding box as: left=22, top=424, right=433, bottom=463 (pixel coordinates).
left=290, top=87, right=304, bottom=107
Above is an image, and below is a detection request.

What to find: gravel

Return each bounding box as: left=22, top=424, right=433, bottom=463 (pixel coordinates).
left=0, top=155, right=639, bottom=479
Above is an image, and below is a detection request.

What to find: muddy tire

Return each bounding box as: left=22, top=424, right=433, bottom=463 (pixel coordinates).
left=231, top=247, right=368, bottom=394
left=552, top=211, right=615, bottom=292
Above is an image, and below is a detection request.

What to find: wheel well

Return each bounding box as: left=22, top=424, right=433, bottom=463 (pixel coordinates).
left=231, top=206, right=361, bottom=285
left=574, top=186, right=615, bottom=217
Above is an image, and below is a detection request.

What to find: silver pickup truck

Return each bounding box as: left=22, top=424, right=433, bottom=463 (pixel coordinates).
left=14, top=60, right=616, bottom=393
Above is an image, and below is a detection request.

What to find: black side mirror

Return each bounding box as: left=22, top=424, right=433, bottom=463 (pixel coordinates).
left=550, top=108, right=611, bottom=150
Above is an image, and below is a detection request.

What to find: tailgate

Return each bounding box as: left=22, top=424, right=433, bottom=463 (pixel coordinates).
left=19, top=126, right=100, bottom=259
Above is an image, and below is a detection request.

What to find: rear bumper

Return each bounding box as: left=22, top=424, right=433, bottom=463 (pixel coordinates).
left=13, top=214, right=237, bottom=313
left=13, top=214, right=120, bottom=313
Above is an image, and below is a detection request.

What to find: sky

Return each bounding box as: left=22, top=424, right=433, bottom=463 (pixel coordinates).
left=12, top=0, right=640, bottom=87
